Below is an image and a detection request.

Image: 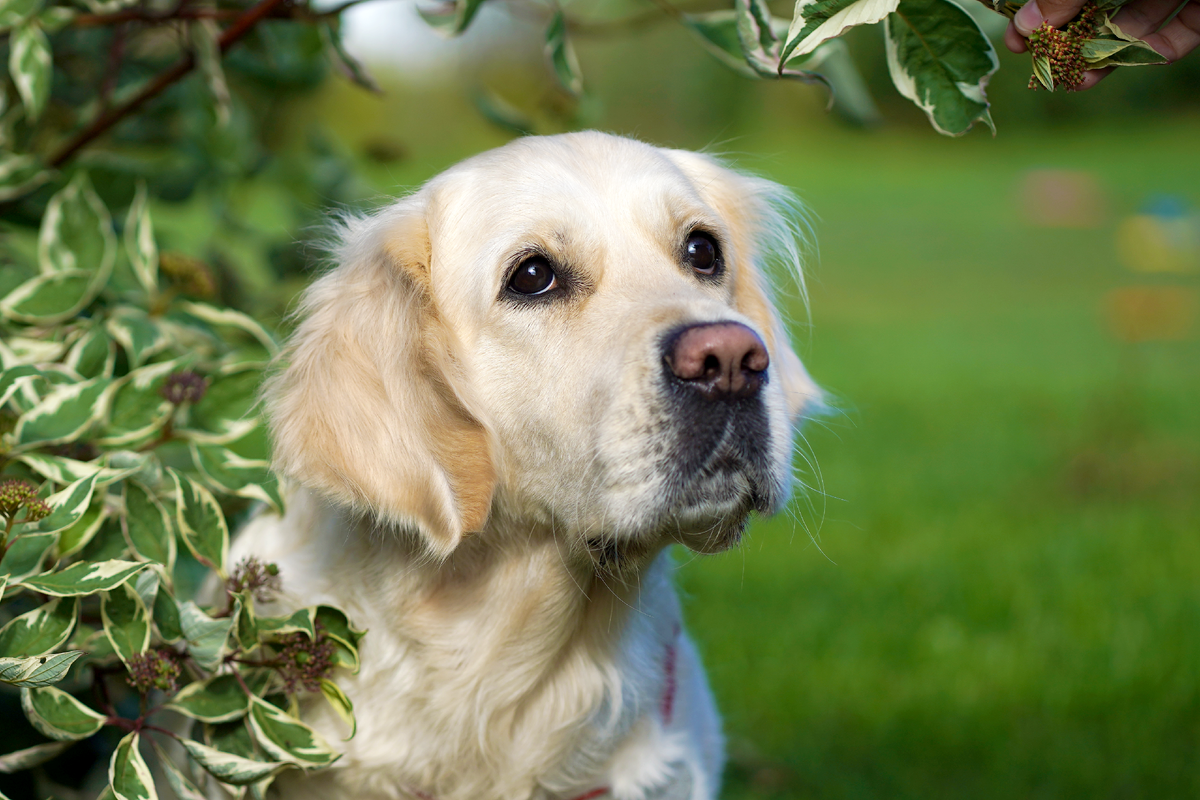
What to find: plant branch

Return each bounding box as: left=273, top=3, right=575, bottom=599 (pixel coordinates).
left=49, top=0, right=294, bottom=169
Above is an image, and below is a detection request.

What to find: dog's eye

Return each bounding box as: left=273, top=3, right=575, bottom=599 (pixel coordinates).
left=508, top=257, right=557, bottom=296
left=684, top=233, right=720, bottom=276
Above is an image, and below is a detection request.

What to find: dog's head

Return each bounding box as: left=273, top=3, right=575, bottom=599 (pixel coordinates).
left=266, top=132, right=820, bottom=559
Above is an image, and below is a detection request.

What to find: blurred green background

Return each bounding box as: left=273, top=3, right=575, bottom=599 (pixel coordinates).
left=290, top=8, right=1199, bottom=796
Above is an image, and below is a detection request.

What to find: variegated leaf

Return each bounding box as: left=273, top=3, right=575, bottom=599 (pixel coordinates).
left=16, top=452, right=136, bottom=487
left=152, top=741, right=209, bottom=800
left=9, top=22, right=51, bottom=122
left=97, top=358, right=183, bottom=446
left=24, top=472, right=101, bottom=536
left=171, top=469, right=229, bottom=576
left=319, top=678, right=356, bottom=739
left=417, top=0, right=485, bottom=36
left=0, top=0, right=43, bottom=29
left=124, top=182, right=158, bottom=295
left=176, top=301, right=278, bottom=356
left=0, top=532, right=57, bottom=583
left=0, top=740, right=70, bottom=773
left=122, top=481, right=175, bottom=570
left=544, top=11, right=582, bottom=97
left=101, top=581, right=151, bottom=667
left=106, top=308, right=170, bottom=368
left=109, top=732, right=157, bottom=800
left=0, top=153, right=51, bottom=202
left=178, top=598, right=237, bottom=670
left=57, top=497, right=108, bottom=557
left=179, top=735, right=290, bottom=786
left=784, top=0, right=899, bottom=61
left=191, top=19, right=230, bottom=126
left=21, top=685, right=106, bottom=740
left=0, top=365, right=43, bottom=409
left=19, top=559, right=150, bottom=596
left=190, top=442, right=282, bottom=513
left=0, top=270, right=99, bottom=325
left=0, top=596, right=78, bottom=657
left=247, top=696, right=338, bottom=767
left=168, top=673, right=251, bottom=723
left=38, top=172, right=116, bottom=276
left=64, top=326, right=115, bottom=379
left=12, top=377, right=111, bottom=448
left=0, top=650, right=83, bottom=687
left=884, top=0, right=997, bottom=136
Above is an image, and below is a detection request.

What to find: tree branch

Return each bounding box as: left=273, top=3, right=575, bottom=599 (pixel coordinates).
left=49, top=0, right=294, bottom=169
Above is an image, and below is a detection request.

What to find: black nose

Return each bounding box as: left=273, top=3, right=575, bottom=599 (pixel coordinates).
left=664, top=322, right=769, bottom=400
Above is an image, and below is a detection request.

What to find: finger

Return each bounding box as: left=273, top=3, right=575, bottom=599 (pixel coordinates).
left=1111, top=0, right=1191, bottom=38
left=1136, top=0, right=1200, bottom=61
left=1074, top=66, right=1115, bottom=90
left=1014, top=0, right=1085, bottom=36
left=1005, top=21, right=1030, bottom=52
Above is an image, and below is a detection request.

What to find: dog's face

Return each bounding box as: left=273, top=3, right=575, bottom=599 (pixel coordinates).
left=267, top=132, right=819, bottom=559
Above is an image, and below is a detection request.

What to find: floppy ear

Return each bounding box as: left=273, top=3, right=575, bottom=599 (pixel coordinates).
left=667, top=151, right=823, bottom=421
left=264, top=198, right=495, bottom=557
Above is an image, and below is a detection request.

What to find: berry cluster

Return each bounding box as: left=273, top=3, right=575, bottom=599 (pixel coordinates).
left=160, top=370, right=208, bottom=405
left=1027, top=1, right=1098, bottom=91
left=126, top=650, right=182, bottom=694
left=229, top=556, right=282, bottom=603
left=0, top=479, right=51, bottom=524
left=276, top=622, right=336, bottom=694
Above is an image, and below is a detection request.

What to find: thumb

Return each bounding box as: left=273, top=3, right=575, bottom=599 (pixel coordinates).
left=1013, top=0, right=1083, bottom=36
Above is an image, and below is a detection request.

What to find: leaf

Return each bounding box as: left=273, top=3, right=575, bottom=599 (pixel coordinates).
left=0, top=597, right=79, bottom=657
left=176, top=301, right=278, bottom=357
left=1079, top=25, right=1166, bottom=67
left=19, top=559, right=150, bottom=596
left=24, top=472, right=102, bottom=536
left=315, top=605, right=364, bottom=672
left=319, top=20, right=380, bottom=93
left=417, top=0, right=485, bottom=35
left=109, top=732, right=157, bottom=800
left=9, top=22, right=51, bottom=122
left=168, top=674, right=251, bottom=723
left=178, top=736, right=290, bottom=786
left=106, top=308, right=170, bottom=368
left=15, top=452, right=129, bottom=486
left=38, top=172, right=117, bottom=278
left=152, top=741, right=209, bottom=800
left=122, top=481, right=175, bottom=570
left=13, top=378, right=111, bottom=448
left=0, top=153, right=51, bottom=202
left=21, top=685, right=106, bottom=740
left=101, top=581, right=151, bottom=666
left=318, top=678, right=356, bottom=739
left=57, top=497, right=108, bottom=558
left=682, top=10, right=760, bottom=77
left=64, top=326, right=115, bottom=379
left=784, top=0, right=899, bottom=62
left=0, top=650, right=83, bottom=687
left=0, top=532, right=56, bottom=582
left=0, top=365, right=43, bottom=408
left=0, top=0, right=43, bottom=28
left=544, top=11, right=583, bottom=97
left=171, top=469, right=229, bottom=577
left=191, top=19, right=230, bottom=127
left=1031, top=54, right=1054, bottom=90
left=190, top=442, right=281, bottom=513
left=152, top=584, right=183, bottom=643
left=124, top=182, right=158, bottom=295
left=178, top=599, right=237, bottom=670
left=247, top=696, right=338, bottom=767
left=884, top=0, right=998, bottom=136
left=0, top=740, right=70, bottom=773
left=258, top=607, right=316, bottom=640
left=0, top=270, right=99, bottom=325
left=95, top=358, right=182, bottom=446
left=133, top=568, right=158, bottom=610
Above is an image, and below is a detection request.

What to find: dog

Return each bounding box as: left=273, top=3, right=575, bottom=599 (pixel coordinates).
left=230, top=131, right=820, bottom=800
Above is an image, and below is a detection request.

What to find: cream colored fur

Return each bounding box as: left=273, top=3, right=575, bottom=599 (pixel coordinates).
left=231, top=132, right=819, bottom=800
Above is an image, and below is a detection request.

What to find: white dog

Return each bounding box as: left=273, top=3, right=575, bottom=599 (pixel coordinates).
left=230, top=131, right=820, bottom=800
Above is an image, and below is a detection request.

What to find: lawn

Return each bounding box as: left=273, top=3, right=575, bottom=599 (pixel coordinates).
left=673, top=117, right=1200, bottom=799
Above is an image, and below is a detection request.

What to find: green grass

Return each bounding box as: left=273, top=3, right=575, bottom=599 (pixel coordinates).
left=672, top=117, right=1200, bottom=799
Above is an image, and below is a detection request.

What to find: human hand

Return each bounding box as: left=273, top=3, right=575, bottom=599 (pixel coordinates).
left=1004, top=0, right=1200, bottom=89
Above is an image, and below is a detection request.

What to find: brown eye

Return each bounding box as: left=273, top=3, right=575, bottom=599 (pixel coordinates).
left=685, top=233, right=720, bottom=276
left=508, top=257, right=557, bottom=296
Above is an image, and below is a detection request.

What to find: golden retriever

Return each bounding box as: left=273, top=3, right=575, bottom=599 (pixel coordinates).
left=231, top=131, right=820, bottom=800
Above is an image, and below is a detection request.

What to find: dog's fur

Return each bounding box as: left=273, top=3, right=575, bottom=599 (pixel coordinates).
left=231, top=131, right=819, bottom=800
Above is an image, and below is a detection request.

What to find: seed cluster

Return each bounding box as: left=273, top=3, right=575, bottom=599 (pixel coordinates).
left=229, top=556, right=282, bottom=603
left=1027, top=1, right=1099, bottom=91
left=0, top=479, right=51, bottom=523
left=276, top=622, right=336, bottom=694
left=126, top=650, right=182, bottom=694
left=160, top=370, right=208, bottom=405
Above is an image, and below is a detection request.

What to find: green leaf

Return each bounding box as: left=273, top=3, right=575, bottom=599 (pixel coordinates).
left=234, top=590, right=258, bottom=651
left=315, top=605, right=364, bottom=672
left=13, top=378, right=111, bottom=448
left=19, top=559, right=150, bottom=596
left=191, top=19, right=230, bottom=127
left=884, top=0, right=998, bottom=136
left=178, top=598, right=237, bottom=670
left=319, top=20, right=380, bottom=93
left=1031, top=53, right=1053, bottom=90
left=39, top=172, right=117, bottom=279
left=64, top=326, right=115, bottom=379
left=57, top=497, right=107, bottom=558
left=318, top=678, right=356, bottom=739
left=0, top=533, right=56, bottom=582
left=25, top=472, right=102, bottom=536
left=0, top=597, right=79, bottom=657
left=152, top=741, right=209, bottom=800
left=152, top=585, right=183, bottom=643
left=544, top=11, right=583, bottom=97
left=0, top=153, right=51, bottom=202
left=0, top=740, right=70, bottom=774
left=0, top=270, right=98, bottom=325
left=101, top=581, right=151, bottom=667
left=80, top=518, right=129, bottom=562
left=0, top=0, right=43, bottom=28
left=190, top=442, right=281, bottom=513
left=179, top=735, right=290, bottom=786
left=122, top=481, right=175, bottom=570
left=15, top=452, right=130, bottom=487
left=106, top=308, right=170, bottom=368
left=109, top=732, right=157, bottom=800
left=176, top=301, right=278, bottom=357
left=417, top=0, right=485, bottom=35
left=96, top=358, right=181, bottom=447
left=124, top=182, right=158, bottom=295
left=683, top=10, right=760, bottom=77
left=9, top=22, right=51, bottom=122
left=171, top=469, right=229, bottom=577
left=258, top=607, right=316, bottom=640
left=168, top=673, right=251, bottom=723
left=21, top=685, right=106, bottom=740
left=0, top=365, right=43, bottom=408
left=133, top=568, right=158, bottom=610
left=0, top=650, right=83, bottom=687
left=784, top=0, right=898, bottom=62
left=247, top=696, right=338, bottom=767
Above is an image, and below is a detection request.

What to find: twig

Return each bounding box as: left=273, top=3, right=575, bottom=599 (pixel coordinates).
left=49, top=0, right=294, bottom=169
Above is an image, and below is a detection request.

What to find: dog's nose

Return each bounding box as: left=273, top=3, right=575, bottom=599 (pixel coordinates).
left=665, top=322, right=769, bottom=400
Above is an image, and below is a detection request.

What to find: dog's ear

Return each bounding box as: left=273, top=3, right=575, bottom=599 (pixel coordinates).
left=264, top=199, right=495, bottom=557
left=667, top=151, right=822, bottom=421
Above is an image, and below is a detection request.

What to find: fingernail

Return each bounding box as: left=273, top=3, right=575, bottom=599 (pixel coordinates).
left=1014, top=0, right=1043, bottom=36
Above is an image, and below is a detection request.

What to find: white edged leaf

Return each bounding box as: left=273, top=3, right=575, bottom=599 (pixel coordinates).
left=0, top=0, right=43, bottom=28
left=0, top=650, right=83, bottom=687
left=122, top=481, right=175, bottom=571
left=0, top=596, right=79, bottom=657
left=167, top=673, right=251, bottom=723
left=191, top=19, right=230, bottom=126
left=18, top=559, right=150, bottom=596
left=0, top=270, right=99, bottom=325
left=57, top=497, right=108, bottom=557
left=24, top=472, right=102, bottom=536
left=247, top=696, right=338, bottom=768
left=544, top=10, right=582, bottom=97
left=21, top=685, right=106, bottom=740
left=318, top=678, right=356, bottom=739
left=0, top=532, right=57, bottom=583
left=177, top=598, right=237, bottom=670
left=109, top=731, right=157, bottom=800
left=12, top=377, right=111, bottom=448
left=171, top=469, right=229, bottom=577
left=178, top=735, right=290, bottom=786
left=101, top=580, right=151, bottom=667
left=64, top=326, right=115, bottom=378
left=0, top=153, right=51, bottom=202
left=190, top=442, right=281, bottom=513
left=0, top=740, right=70, bottom=773
left=9, top=21, right=51, bottom=122
left=784, top=0, right=899, bottom=61
left=106, top=308, right=170, bottom=368
left=38, top=171, right=117, bottom=277
left=124, top=181, right=158, bottom=295
left=175, top=301, right=278, bottom=356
